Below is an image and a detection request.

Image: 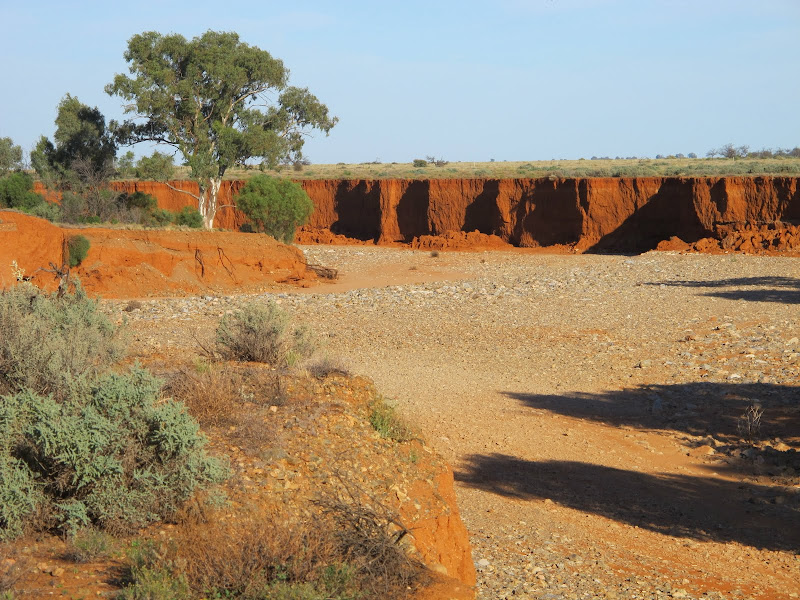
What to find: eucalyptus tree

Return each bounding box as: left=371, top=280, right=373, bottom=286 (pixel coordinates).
left=0, top=137, right=24, bottom=174
left=106, top=30, right=337, bottom=228
left=31, top=94, right=117, bottom=185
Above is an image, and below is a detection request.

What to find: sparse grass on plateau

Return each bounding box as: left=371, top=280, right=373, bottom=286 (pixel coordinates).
left=204, top=156, right=800, bottom=181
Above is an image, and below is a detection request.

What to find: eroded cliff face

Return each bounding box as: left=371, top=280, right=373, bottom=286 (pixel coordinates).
left=0, top=210, right=310, bottom=298
left=111, top=177, right=800, bottom=252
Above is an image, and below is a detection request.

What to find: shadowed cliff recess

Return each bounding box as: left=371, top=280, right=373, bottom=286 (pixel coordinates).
left=103, top=176, right=800, bottom=254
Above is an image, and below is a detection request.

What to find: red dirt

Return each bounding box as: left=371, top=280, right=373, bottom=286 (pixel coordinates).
left=0, top=211, right=312, bottom=298
left=400, top=463, right=476, bottom=586
left=102, top=177, right=800, bottom=254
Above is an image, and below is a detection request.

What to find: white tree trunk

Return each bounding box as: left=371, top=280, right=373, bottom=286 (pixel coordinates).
left=199, top=178, right=222, bottom=229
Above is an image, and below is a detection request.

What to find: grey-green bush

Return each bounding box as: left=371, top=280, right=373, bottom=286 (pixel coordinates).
left=0, top=368, right=227, bottom=539
left=0, top=282, right=123, bottom=399
left=234, top=175, right=313, bottom=243
left=215, top=301, right=315, bottom=368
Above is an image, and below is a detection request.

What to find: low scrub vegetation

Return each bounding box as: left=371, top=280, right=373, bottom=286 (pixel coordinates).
left=120, top=502, right=423, bottom=599
left=369, top=395, right=415, bottom=442
left=215, top=301, right=315, bottom=368
left=0, top=283, right=226, bottom=541
left=1, top=285, right=430, bottom=598
left=0, top=282, right=123, bottom=398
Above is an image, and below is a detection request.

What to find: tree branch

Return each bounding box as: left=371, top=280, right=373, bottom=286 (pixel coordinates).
left=161, top=180, right=202, bottom=202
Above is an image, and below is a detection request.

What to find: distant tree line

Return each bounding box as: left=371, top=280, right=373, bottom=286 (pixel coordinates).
left=705, top=144, right=800, bottom=160
left=588, top=147, right=800, bottom=161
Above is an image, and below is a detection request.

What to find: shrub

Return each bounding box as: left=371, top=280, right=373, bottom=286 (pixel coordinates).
left=0, top=173, right=44, bottom=211
left=147, top=208, right=174, bottom=227
left=0, top=368, right=227, bottom=539
left=119, top=512, right=419, bottom=600
left=26, top=200, right=61, bottom=222
left=118, top=191, right=156, bottom=211
left=412, top=159, right=427, bottom=168
left=0, top=282, right=123, bottom=399
left=316, top=478, right=426, bottom=598
left=65, top=527, right=116, bottom=562
left=215, top=301, right=315, bottom=368
left=59, top=191, right=87, bottom=223
left=173, top=206, right=203, bottom=228
left=306, top=356, right=350, bottom=379
left=235, top=175, right=313, bottom=243
left=67, top=235, right=91, bottom=267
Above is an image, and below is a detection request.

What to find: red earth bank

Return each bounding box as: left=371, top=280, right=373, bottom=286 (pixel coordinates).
left=100, top=177, right=800, bottom=253
left=0, top=211, right=311, bottom=298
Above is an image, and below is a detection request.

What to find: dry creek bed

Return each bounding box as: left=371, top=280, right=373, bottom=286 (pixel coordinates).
left=117, top=246, right=800, bottom=600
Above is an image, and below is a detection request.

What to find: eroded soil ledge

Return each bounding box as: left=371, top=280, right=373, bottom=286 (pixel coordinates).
left=107, top=177, right=800, bottom=253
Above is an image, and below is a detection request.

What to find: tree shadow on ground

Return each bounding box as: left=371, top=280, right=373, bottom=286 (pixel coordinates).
left=504, top=382, right=800, bottom=500
left=647, top=276, right=800, bottom=304
left=455, top=455, right=800, bottom=552
left=505, top=382, right=800, bottom=445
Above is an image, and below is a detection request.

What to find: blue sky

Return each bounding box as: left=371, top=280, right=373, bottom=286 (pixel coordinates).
left=1, top=0, right=798, bottom=164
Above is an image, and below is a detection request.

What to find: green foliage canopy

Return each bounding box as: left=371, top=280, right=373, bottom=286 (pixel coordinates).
left=106, top=30, right=337, bottom=228
left=134, top=151, right=175, bottom=181
left=0, top=172, right=44, bottom=211
left=0, top=137, right=24, bottom=174
left=235, top=175, right=313, bottom=242
left=31, top=94, right=117, bottom=184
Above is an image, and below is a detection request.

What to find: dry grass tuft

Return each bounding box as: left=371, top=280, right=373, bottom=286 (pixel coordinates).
left=315, top=474, right=427, bottom=598
left=122, top=500, right=423, bottom=599
left=175, top=514, right=337, bottom=597
left=306, top=356, right=351, bottom=379
left=165, top=362, right=284, bottom=428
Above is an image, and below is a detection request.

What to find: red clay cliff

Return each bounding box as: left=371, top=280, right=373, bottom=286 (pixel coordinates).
left=103, top=177, right=800, bottom=253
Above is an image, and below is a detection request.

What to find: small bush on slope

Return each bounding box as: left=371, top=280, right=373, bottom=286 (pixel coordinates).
left=0, top=368, right=227, bottom=539
left=67, top=234, right=91, bottom=267
left=0, top=282, right=123, bottom=399
left=215, top=301, right=315, bottom=368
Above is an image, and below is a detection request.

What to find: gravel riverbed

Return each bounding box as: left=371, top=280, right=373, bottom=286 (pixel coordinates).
left=116, top=246, right=800, bottom=599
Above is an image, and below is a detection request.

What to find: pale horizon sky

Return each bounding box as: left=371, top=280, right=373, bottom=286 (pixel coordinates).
left=1, top=0, right=798, bottom=165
